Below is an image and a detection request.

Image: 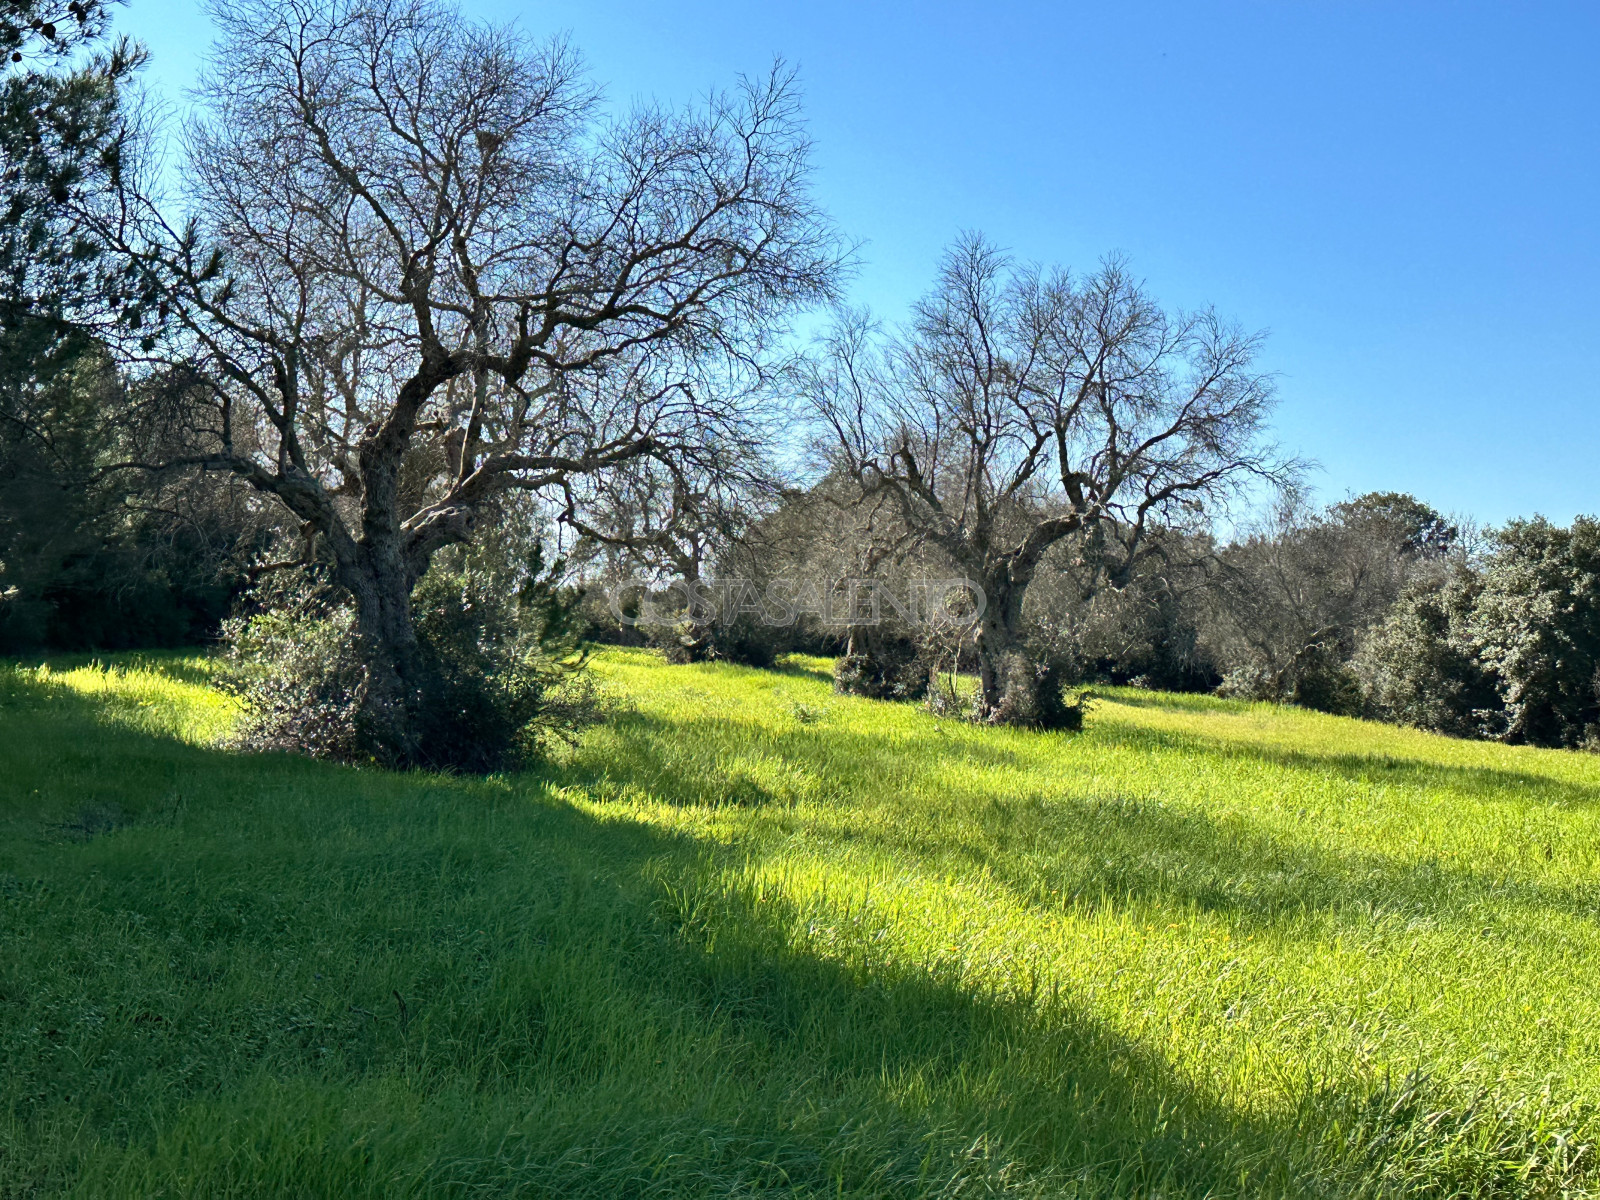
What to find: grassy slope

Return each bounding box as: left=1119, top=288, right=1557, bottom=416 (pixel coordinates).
left=3, top=650, right=1599, bottom=1197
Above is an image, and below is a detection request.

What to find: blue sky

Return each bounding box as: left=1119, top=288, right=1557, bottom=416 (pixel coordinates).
left=127, top=0, right=1599, bottom=525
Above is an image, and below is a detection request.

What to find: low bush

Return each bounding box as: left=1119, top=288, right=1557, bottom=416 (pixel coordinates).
left=214, top=576, right=369, bottom=762
left=1032, top=662, right=1095, bottom=731
left=833, top=637, right=929, bottom=701
left=218, top=544, right=596, bottom=773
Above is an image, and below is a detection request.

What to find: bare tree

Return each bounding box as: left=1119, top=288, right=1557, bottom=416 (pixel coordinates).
left=809, top=234, right=1284, bottom=723
left=730, top=470, right=928, bottom=663
left=561, top=415, right=777, bottom=659
left=85, top=0, right=841, bottom=762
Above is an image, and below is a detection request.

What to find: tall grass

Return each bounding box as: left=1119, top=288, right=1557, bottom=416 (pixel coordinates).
left=2, top=649, right=1598, bottom=1196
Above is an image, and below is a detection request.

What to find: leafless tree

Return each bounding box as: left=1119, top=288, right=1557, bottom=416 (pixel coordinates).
left=84, top=0, right=841, bottom=761
left=561, top=385, right=775, bottom=588
left=732, top=470, right=928, bottom=659
left=561, top=415, right=778, bottom=658
left=808, top=234, right=1285, bottom=723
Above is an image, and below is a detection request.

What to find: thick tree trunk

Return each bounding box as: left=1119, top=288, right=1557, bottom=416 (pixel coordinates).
left=648, top=571, right=714, bottom=663
left=339, top=544, right=430, bottom=767
left=340, top=388, right=445, bottom=765
left=973, top=573, right=1041, bottom=725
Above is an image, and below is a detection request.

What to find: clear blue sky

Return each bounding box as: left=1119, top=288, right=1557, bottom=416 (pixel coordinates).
left=127, top=0, right=1599, bottom=526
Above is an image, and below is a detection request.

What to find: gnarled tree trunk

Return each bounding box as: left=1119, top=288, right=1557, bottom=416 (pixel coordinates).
left=973, top=571, right=1040, bottom=724
left=341, top=552, right=428, bottom=766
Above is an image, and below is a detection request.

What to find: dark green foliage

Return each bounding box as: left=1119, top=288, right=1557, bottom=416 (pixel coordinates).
left=409, top=547, right=593, bottom=772
left=0, top=349, right=262, bottom=652
left=1, top=0, right=142, bottom=351
left=1356, top=518, right=1600, bottom=750
left=574, top=581, right=648, bottom=647
left=1283, top=646, right=1362, bottom=717
left=984, top=654, right=1094, bottom=730
left=221, top=543, right=595, bottom=773
left=215, top=574, right=368, bottom=761
left=1358, top=566, right=1505, bottom=739
left=0, top=1, right=239, bottom=652
left=642, top=612, right=784, bottom=670
left=1, top=0, right=114, bottom=66
left=1035, top=554, right=1222, bottom=694
left=832, top=653, right=883, bottom=697
left=833, top=636, right=928, bottom=701
left=1472, top=518, right=1600, bottom=749
left=707, top=612, right=780, bottom=669
left=620, top=580, right=805, bottom=669
left=1032, top=662, right=1094, bottom=731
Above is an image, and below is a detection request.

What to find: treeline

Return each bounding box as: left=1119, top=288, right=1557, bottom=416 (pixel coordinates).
left=584, top=482, right=1600, bottom=752
left=0, top=0, right=266, bottom=653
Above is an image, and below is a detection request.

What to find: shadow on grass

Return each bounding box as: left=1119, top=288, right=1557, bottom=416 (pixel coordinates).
left=1095, top=689, right=1245, bottom=714
left=0, top=667, right=1290, bottom=1196
left=768, top=654, right=838, bottom=685
left=1087, top=717, right=1600, bottom=809
left=2, top=666, right=1586, bottom=1196
left=551, top=706, right=1600, bottom=933
left=3, top=668, right=1587, bottom=1200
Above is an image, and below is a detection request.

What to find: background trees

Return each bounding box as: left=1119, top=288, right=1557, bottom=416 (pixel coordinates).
left=0, top=352, right=269, bottom=651
left=1198, top=494, right=1440, bottom=713
left=1357, top=563, right=1501, bottom=739
left=562, top=414, right=780, bottom=663
left=0, top=0, right=271, bottom=651
left=1356, top=517, right=1600, bottom=749
left=808, top=235, right=1283, bottom=724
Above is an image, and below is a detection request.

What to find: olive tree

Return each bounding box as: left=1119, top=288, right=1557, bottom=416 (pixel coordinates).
left=808, top=234, right=1282, bottom=723
left=89, top=0, right=840, bottom=763
left=561, top=419, right=776, bottom=660
left=1201, top=494, right=1428, bottom=712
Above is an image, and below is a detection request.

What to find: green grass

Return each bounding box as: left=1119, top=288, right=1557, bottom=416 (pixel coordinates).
left=4, top=649, right=1600, bottom=1196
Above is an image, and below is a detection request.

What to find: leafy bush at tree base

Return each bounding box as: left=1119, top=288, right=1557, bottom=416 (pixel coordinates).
left=219, top=545, right=595, bottom=773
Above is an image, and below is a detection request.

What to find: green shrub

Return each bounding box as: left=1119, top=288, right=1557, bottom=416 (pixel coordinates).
left=833, top=637, right=928, bottom=701
left=638, top=612, right=715, bottom=664
left=219, top=544, right=595, bottom=773
left=1216, top=646, right=1362, bottom=716
left=709, top=613, right=781, bottom=669
left=1032, top=662, right=1095, bottom=731
left=1357, top=566, right=1505, bottom=738
left=1471, top=518, right=1600, bottom=749
left=215, top=575, right=369, bottom=762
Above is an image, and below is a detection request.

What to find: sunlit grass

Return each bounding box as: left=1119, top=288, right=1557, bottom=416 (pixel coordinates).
left=13, top=654, right=239, bottom=745
left=3, top=647, right=1599, bottom=1196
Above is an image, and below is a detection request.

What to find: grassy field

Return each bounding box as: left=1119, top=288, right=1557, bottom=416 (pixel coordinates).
left=4, top=649, right=1600, bottom=1197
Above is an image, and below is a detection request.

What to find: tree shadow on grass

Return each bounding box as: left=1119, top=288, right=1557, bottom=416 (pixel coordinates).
left=0, top=669, right=1274, bottom=1195
left=2, top=667, right=1586, bottom=1197
left=629, top=856, right=1316, bottom=1197
left=1093, top=698, right=1600, bottom=808
left=1094, top=689, right=1243, bottom=714
left=553, top=707, right=1600, bottom=934
left=768, top=654, right=838, bottom=685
